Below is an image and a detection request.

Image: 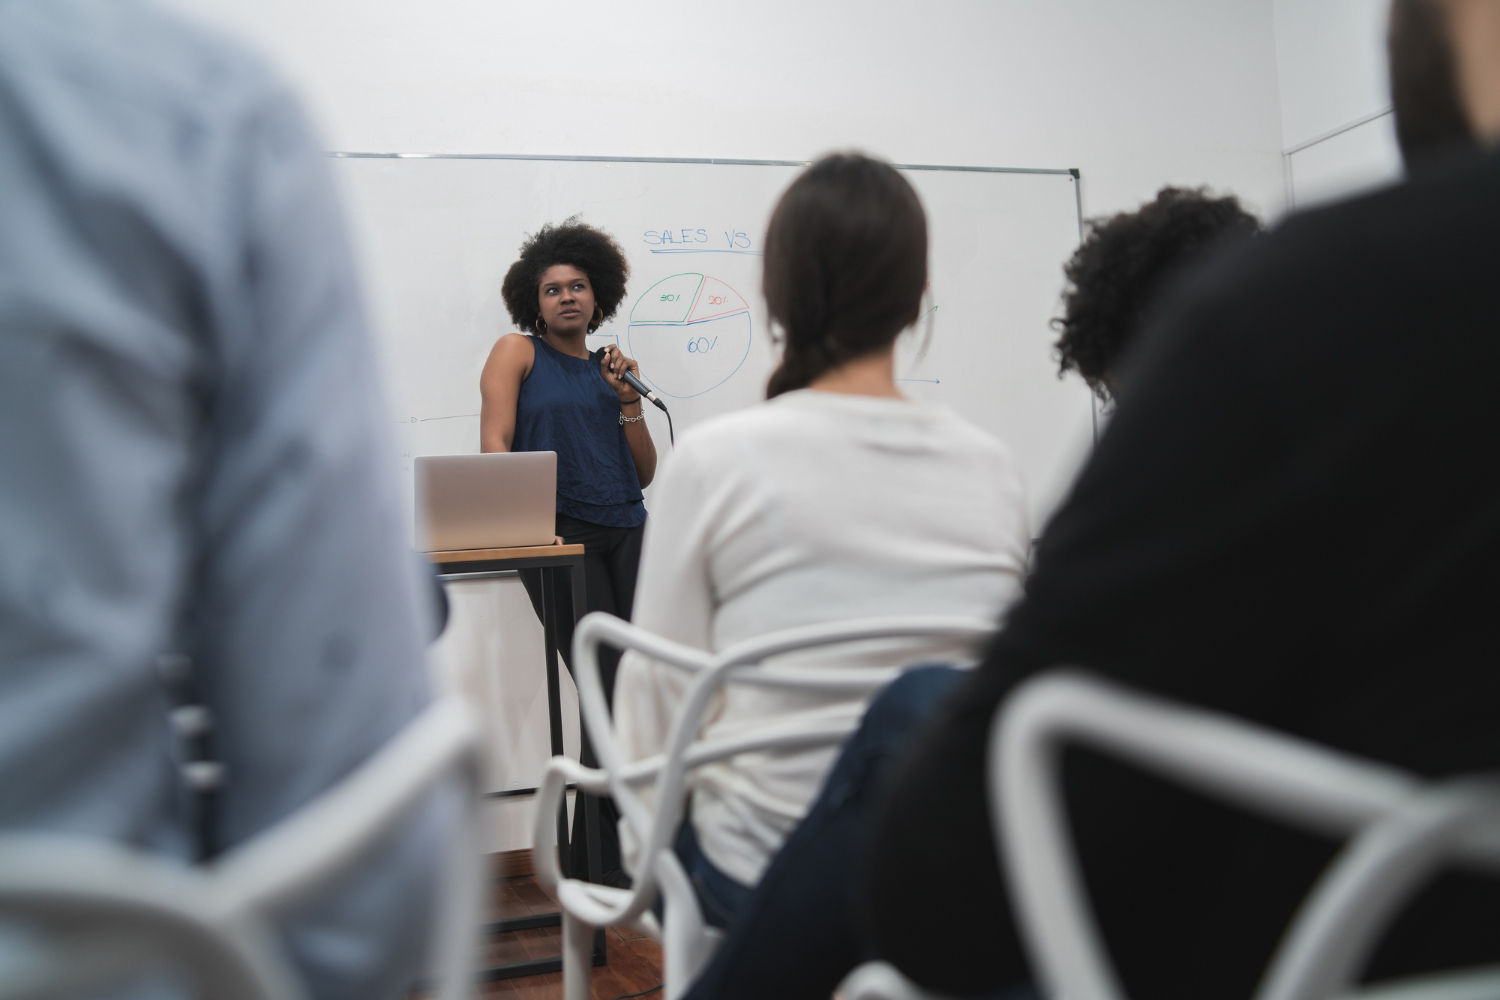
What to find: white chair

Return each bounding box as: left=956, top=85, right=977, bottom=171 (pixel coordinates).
left=532, top=611, right=998, bottom=1000
left=990, top=669, right=1500, bottom=1000
left=841, top=670, right=1500, bottom=1000
left=0, top=695, right=484, bottom=1000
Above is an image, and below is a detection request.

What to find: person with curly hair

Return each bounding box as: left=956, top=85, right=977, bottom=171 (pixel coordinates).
left=481, top=218, right=654, bottom=885
left=1054, top=186, right=1262, bottom=401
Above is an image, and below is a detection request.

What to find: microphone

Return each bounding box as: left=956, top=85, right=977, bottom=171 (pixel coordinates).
left=593, top=347, right=667, bottom=411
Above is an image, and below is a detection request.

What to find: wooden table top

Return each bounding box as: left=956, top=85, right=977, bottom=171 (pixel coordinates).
left=426, top=543, right=585, bottom=564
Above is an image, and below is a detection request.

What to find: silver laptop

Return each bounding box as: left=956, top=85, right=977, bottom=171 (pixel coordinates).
left=414, top=452, right=556, bottom=551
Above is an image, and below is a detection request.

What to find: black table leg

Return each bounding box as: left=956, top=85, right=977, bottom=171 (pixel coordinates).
left=438, top=553, right=607, bottom=981
left=540, top=565, right=571, bottom=879
left=563, top=556, right=608, bottom=967
left=571, top=557, right=605, bottom=881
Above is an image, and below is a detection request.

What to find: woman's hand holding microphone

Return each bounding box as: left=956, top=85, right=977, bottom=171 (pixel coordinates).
left=598, top=343, right=643, bottom=404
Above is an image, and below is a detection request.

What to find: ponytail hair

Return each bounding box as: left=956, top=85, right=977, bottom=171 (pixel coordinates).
left=762, top=153, right=928, bottom=398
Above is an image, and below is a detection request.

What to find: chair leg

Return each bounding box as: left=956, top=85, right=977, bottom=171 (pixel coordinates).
left=433, top=788, right=483, bottom=1000
left=563, top=911, right=594, bottom=1000
left=658, top=856, right=713, bottom=1000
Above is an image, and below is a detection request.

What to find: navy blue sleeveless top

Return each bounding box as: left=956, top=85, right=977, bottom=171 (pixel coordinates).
left=512, top=336, right=646, bottom=528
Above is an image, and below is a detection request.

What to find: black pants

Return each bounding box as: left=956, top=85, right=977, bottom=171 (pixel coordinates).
left=520, top=512, right=644, bottom=881
left=679, top=667, right=967, bottom=1000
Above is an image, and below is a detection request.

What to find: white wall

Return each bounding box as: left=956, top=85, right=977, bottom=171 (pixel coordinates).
left=169, top=0, right=1287, bottom=219
left=1272, top=0, right=1403, bottom=208
left=165, top=0, right=1290, bottom=851
left=1274, top=0, right=1391, bottom=147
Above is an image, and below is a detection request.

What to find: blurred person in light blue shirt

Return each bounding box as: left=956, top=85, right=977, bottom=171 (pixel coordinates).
left=0, top=1, right=455, bottom=997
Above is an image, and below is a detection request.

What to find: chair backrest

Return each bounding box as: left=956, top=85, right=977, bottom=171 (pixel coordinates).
left=533, top=612, right=995, bottom=998
left=0, top=695, right=483, bottom=1000
left=988, top=670, right=1500, bottom=1000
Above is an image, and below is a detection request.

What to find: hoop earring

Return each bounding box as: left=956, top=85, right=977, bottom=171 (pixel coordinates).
left=588, top=307, right=603, bottom=333
left=535, top=318, right=547, bottom=334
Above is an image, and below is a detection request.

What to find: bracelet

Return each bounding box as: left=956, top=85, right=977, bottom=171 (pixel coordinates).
left=619, top=411, right=646, bottom=425
left=618, top=394, right=642, bottom=405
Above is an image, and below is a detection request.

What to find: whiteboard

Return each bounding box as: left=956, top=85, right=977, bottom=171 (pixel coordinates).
left=1286, top=110, right=1402, bottom=210
left=331, top=155, right=1094, bottom=532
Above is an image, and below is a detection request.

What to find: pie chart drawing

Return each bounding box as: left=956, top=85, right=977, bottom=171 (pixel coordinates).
left=627, top=273, right=752, bottom=398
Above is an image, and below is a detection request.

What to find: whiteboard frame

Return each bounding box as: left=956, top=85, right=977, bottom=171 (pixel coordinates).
left=328, top=150, right=1080, bottom=178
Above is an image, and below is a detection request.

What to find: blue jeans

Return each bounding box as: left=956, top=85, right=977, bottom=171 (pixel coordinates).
left=672, top=814, right=754, bottom=930
left=676, top=666, right=970, bottom=1000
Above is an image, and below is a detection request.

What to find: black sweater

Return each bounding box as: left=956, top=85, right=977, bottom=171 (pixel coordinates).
left=866, top=149, right=1500, bottom=999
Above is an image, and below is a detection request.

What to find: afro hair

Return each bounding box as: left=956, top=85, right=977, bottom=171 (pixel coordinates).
left=501, top=217, right=631, bottom=334
left=1053, top=186, right=1261, bottom=400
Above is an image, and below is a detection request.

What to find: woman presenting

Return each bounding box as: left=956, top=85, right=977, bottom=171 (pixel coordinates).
left=480, top=219, right=653, bottom=886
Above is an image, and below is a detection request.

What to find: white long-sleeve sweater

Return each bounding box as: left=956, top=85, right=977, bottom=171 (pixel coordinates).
left=614, top=389, right=1030, bottom=886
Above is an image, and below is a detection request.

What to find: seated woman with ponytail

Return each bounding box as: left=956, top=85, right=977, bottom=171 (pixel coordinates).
left=613, top=153, right=1030, bottom=933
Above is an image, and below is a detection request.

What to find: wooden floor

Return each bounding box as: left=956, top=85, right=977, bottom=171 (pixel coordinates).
left=478, top=859, right=663, bottom=1000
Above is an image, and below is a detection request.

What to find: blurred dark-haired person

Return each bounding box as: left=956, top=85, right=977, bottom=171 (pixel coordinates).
left=480, top=218, right=655, bottom=884
left=865, top=2, right=1500, bottom=998
left=667, top=182, right=1262, bottom=1000
left=1055, top=186, right=1262, bottom=401
left=0, top=2, right=453, bottom=998
left=613, top=152, right=1030, bottom=947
